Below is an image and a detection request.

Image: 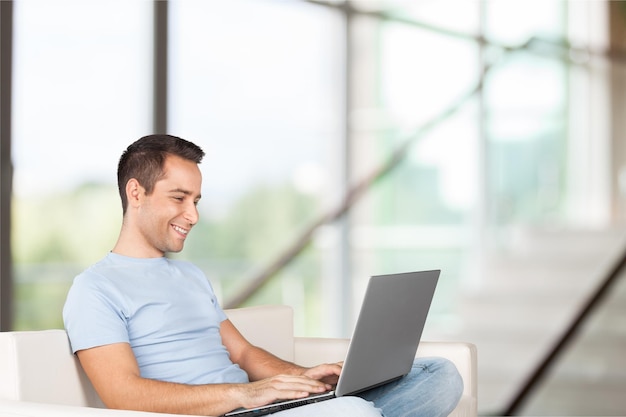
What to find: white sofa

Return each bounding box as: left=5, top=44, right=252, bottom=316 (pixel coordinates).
left=0, top=305, right=477, bottom=417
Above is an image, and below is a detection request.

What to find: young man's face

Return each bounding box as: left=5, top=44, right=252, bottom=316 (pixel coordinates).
left=134, top=154, right=202, bottom=257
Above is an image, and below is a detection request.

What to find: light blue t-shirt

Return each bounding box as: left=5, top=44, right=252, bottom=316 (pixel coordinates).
left=62, top=252, right=249, bottom=385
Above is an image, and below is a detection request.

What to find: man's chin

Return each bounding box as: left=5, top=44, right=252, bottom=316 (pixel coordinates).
left=162, top=243, right=185, bottom=254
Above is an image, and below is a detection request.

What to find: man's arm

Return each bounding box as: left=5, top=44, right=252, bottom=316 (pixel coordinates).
left=220, top=319, right=305, bottom=380
left=76, top=342, right=331, bottom=416
left=220, top=319, right=342, bottom=385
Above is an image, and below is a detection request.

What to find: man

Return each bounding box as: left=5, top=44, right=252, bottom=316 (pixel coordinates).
left=63, top=134, right=463, bottom=417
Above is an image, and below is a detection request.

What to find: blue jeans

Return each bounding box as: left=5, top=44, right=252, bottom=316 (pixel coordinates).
left=360, top=357, right=464, bottom=417
left=275, top=357, right=464, bottom=417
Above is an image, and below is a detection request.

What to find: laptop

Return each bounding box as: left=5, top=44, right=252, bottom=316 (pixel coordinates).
left=223, top=270, right=440, bottom=417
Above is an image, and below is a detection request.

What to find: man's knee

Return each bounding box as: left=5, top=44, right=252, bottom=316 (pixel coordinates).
left=416, top=357, right=464, bottom=410
left=430, top=357, right=464, bottom=393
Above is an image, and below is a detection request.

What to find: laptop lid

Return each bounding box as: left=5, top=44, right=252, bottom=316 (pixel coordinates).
left=334, top=269, right=439, bottom=396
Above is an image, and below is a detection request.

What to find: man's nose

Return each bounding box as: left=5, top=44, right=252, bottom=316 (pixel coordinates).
left=185, top=203, right=199, bottom=226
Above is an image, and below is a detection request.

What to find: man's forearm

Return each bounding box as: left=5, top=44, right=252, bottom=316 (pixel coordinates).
left=105, top=372, right=331, bottom=416
left=103, top=375, right=246, bottom=416
left=237, top=345, right=307, bottom=381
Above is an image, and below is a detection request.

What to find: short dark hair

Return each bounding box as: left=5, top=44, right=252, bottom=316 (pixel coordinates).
left=117, top=134, right=205, bottom=214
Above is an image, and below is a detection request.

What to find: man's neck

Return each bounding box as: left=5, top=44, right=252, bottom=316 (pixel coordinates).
left=112, top=229, right=165, bottom=259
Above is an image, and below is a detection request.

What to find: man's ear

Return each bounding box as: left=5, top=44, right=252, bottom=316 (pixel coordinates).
left=126, top=178, right=144, bottom=208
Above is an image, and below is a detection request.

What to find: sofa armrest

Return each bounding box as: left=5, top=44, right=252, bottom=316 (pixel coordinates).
left=0, top=329, right=103, bottom=407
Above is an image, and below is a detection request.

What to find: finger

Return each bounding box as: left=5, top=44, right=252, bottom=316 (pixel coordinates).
left=269, top=375, right=330, bottom=393
left=242, top=381, right=313, bottom=410
left=303, top=363, right=342, bottom=380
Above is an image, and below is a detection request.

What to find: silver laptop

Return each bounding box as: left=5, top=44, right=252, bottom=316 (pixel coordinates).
left=223, top=270, right=440, bottom=417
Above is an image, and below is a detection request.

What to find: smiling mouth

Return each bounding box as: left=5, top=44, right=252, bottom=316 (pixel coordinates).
left=172, top=224, right=189, bottom=236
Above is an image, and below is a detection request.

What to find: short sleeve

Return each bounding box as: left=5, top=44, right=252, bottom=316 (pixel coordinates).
left=63, top=272, right=130, bottom=353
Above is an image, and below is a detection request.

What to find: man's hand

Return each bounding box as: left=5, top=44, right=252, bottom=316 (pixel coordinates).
left=301, top=362, right=343, bottom=386
left=239, top=373, right=332, bottom=410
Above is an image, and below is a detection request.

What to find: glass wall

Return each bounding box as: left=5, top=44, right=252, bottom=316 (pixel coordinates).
left=484, top=1, right=568, bottom=229
left=11, top=0, right=151, bottom=329
left=349, top=3, right=482, bottom=327
left=12, top=0, right=571, bottom=333
left=167, top=0, right=343, bottom=335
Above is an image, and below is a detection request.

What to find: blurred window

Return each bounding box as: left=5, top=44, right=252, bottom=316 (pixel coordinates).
left=168, top=0, right=343, bottom=334
left=12, top=0, right=151, bottom=329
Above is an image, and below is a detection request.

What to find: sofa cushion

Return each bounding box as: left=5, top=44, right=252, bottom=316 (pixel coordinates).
left=224, top=305, right=295, bottom=362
